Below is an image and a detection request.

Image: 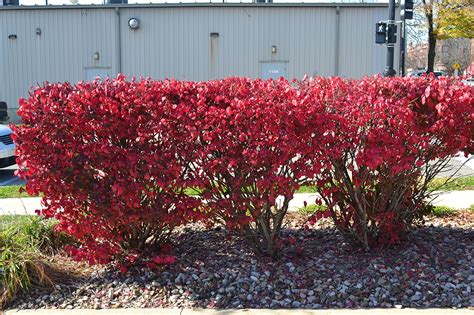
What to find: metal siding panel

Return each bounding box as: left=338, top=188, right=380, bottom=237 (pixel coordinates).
left=339, top=7, right=387, bottom=78
left=1, top=5, right=395, bottom=122
left=1, top=8, right=117, bottom=116
left=339, top=8, right=351, bottom=77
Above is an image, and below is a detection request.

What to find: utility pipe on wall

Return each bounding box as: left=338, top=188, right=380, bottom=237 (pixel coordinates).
left=334, top=6, right=340, bottom=76
left=116, top=7, right=122, bottom=75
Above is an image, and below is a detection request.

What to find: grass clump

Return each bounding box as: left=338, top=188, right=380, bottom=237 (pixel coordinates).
left=298, top=203, right=328, bottom=216
left=0, top=215, right=34, bottom=229
left=0, top=186, right=31, bottom=199
left=428, top=176, right=474, bottom=191
left=0, top=216, right=73, bottom=308
left=0, top=228, right=54, bottom=308
left=431, top=205, right=456, bottom=217
left=296, top=186, right=318, bottom=194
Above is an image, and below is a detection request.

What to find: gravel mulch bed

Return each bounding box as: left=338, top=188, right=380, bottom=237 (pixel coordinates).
left=8, top=211, right=474, bottom=310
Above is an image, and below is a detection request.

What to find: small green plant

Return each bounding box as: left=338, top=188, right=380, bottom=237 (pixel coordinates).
left=469, top=204, right=474, bottom=212
left=0, top=216, right=74, bottom=308
left=298, top=203, right=328, bottom=216
left=431, top=205, right=456, bottom=217
left=0, top=227, right=54, bottom=308
left=296, top=186, right=318, bottom=194
left=0, top=215, right=35, bottom=230
left=0, top=216, right=71, bottom=254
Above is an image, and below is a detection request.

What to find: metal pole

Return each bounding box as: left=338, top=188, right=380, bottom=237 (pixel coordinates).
left=383, top=0, right=397, bottom=77
left=401, top=21, right=406, bottom=76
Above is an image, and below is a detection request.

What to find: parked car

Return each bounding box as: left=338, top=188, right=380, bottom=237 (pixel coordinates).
left=410, top=69, right=445, bottom=78
left=0, top=124, right=16, bottom=168
left=462, top=77, right=474, bottom=87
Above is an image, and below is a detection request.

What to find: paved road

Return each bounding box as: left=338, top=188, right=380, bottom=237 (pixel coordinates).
left=0, top=164, right=25, bottom=186
left=437, top=155, right=474, bottom=178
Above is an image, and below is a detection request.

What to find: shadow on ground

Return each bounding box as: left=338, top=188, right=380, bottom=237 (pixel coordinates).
left=7, top=214, right=474, bottom=310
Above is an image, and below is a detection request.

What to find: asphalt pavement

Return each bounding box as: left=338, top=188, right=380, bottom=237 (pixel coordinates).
left=0, top=165, right=25, bottom=186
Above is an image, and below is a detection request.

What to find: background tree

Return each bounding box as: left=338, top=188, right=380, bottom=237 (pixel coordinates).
left=409, top=0, right=473, bottom=72
left=421, top=0, right=437, bottom=72
left=437, top=38, right=471, bottom=74
left=437, top=0, right=474, bottom=39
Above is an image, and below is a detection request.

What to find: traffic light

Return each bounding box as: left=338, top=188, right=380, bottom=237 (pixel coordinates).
left=387, top=24, right=397, bottom=43
left=375, top=22, right=387, bottom=44
left=404, top=0, right=414, bottom=19
left=375, top=22, right=397, bottom=44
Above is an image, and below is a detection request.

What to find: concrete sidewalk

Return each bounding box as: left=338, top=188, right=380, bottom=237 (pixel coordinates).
left=0, top=197, right=42, bottom=216
left=287, top=190, right=474, bottom=212
left=3, top=308, right=474, bottom=315
left=1, top=190, right=474, bottom=216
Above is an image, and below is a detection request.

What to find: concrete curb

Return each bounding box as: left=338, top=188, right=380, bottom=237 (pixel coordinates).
left=3, top=308, right=474, bottom=315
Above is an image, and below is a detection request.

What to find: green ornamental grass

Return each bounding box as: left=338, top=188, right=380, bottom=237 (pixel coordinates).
left=0, top=215, right=71, bottom=308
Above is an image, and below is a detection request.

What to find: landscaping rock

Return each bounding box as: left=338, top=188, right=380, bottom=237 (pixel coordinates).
left=7, top=210, right=474, bottom=310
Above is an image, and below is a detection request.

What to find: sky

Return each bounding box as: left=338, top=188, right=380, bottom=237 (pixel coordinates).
left=19, top=0, right=388, bottom=6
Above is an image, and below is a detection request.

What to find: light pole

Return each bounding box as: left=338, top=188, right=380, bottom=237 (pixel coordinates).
left=383, top=0, right=397, bottom=77
left=401, top=0, right=414, bottom=76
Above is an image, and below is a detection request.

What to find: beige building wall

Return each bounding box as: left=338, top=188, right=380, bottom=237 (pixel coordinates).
left=0, top=3, right=398, bottom=123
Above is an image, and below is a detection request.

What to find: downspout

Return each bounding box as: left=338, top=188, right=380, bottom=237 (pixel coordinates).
left=116, top=7, right=122, bottom=75
left=334, top=6, right=340, bottom=76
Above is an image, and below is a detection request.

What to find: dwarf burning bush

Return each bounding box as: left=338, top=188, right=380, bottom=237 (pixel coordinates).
left=14, top=75, right=473, bottom=262
left=302, top=75, right=473, bottom=250
left=184, top=78, right=322, bottom=258
left=13, top=76, right=201, bottom=264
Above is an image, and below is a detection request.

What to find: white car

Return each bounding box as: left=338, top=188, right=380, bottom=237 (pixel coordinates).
left=0, top=124, right=16, bottom=168
left=462, top=77, right=474, bottom=87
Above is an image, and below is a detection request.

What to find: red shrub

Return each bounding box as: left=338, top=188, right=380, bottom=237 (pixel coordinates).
left=301, top=75, right=473, bottom=249
left=183, top=78, right=323, bottom=258
left=13, top=76, right=202, bottom=264
left=14, top=75, right=473, bottom=262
